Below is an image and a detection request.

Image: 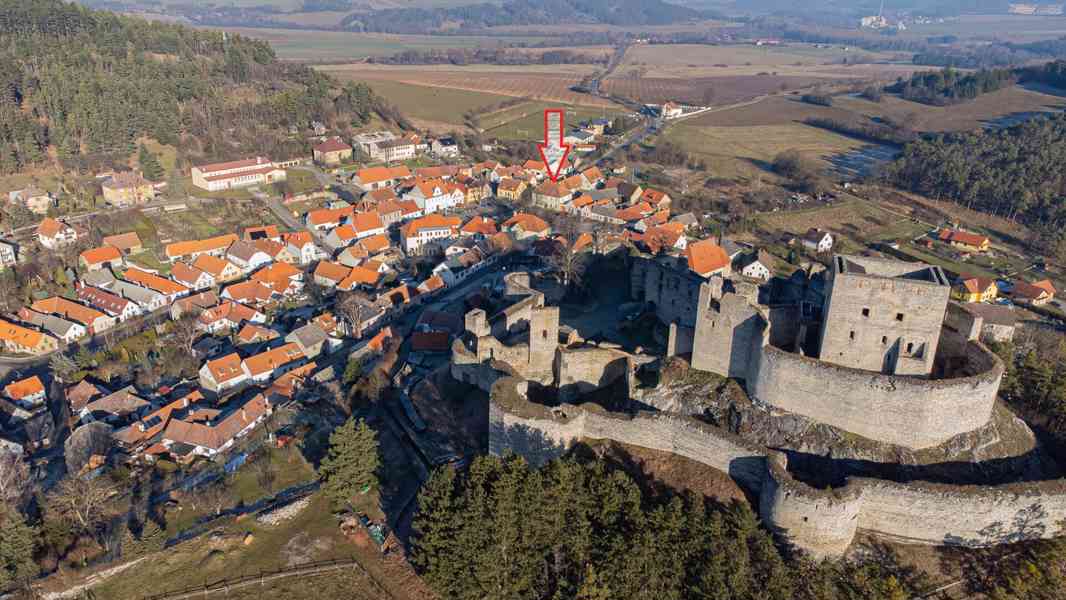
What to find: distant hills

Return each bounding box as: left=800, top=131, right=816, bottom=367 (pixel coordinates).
left=341, top=0, right=708, bottom=34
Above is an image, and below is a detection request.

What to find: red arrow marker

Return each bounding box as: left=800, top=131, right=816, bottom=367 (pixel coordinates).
left=537, top=108, right=571, bottom=183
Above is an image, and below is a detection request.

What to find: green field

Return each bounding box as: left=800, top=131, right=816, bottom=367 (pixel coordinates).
left=205, top=27, right=549, bottom=61
left=360, top=79, right=514, bottom=128
left=484, top=102, right=621, bottom=141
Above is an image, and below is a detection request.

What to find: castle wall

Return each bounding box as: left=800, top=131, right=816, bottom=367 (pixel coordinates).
left=750, top=343, right=1001, bottom=449
left=488, top=390, right=1066, bottom=557
left=667, top=323, right=695, bottom=357
left=691, top=286, right=766, bottom=379
left=631, top=256, right=702, bottom=328
left=555, top=346, right=631, bottom=404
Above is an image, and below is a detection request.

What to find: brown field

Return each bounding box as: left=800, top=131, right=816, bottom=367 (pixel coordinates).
left=687, top=95, right=867, bottom=127
left=319, top=63, right=616, bottom=107
left=602, top=74, right=832, bottom=106
left=831, top=85, right=1066, bottom=132
left=621, top=43, right=907, bottom=70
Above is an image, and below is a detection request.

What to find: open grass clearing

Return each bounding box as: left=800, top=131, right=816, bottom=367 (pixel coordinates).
left=351, top=78, right=514, bottom=128
left=484, top=103, right=621, bottom=141
left=756, top=198, right=927, bottom=244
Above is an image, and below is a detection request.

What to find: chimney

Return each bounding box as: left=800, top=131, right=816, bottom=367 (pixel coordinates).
left=241, top=407, right=247, bottom=421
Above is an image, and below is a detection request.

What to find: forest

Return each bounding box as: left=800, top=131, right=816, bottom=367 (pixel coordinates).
left=884, top=113, right=1066, bottom=227
left=885, top=67, right=1015, bottom=105
left=0, top=0, right=402, bottom=177
left=409, top=452, right=1066, bottom=600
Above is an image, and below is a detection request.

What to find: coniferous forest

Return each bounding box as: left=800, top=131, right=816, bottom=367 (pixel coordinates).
left=0, top=0, right=402, bottom=176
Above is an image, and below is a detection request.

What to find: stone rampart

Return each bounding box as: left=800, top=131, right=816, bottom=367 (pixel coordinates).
left=749, top=340, right=1002, bottom=449
left=489, top=387, right=1066, bottom=557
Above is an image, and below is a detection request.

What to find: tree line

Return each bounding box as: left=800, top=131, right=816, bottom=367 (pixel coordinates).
left=410, top=453, right=934, bottom=600
left=0, top=0, right=402, bottom=177
left=885, top=67, right=1015, bottom=106
left=884, top=113, right=1066, bottom=226
left=369, top=48, right=608, bottom=66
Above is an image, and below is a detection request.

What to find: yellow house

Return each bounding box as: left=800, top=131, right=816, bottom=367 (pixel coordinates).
left=497, top=178, right=527, bottom=201
left=951, top=276, right=998, bottom=303
left=312, top=138, right=353, bottom=166
left=938, top=229, right=990, bottom=253
left=101, top=172, right=155, bottom=208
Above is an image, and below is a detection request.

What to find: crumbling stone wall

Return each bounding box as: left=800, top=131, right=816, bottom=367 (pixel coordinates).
left=631, top=255, right=704, bottom=328
left=750, top=341, right=1002, bottom=449
left=555, top=346, right=632, bottom=403
left=489, top=389, right=1066, bottom=558
left=691, top=279, right=766, bottom=379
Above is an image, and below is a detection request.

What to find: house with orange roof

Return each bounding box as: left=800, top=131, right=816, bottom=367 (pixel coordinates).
left=123, top=268, right=190, bottom=301
left=338, top=265, right=382, bottom=291
left=581, top=166, right=605, bottom=186
left=243, top=225, right=281, bottom=242
left=196, top=301, right=265, bottom=333
left=355, top=233, right=390, bottom=257
left=460, top=217, right=498, bottom=237
left=404, top=178, right=466, bottom=214
left=4, top=375, right=45, bottom=409
left=938, top=228, right=990, bottom=253
left=0, top=319, right=58, bottom=355
left=417, top=274, right=446, bottom=296
left=379, top=284, right=419, bottom=312
left=236, top=323, right=280, bottom=346
left=684, top=239, right=732, bottom=278
left=561, top=173, right=590, bottom=193
left=160, top=393, right=272, bottom=459
left=522, top=160, right=547, bottom=179
left=313, top=260, right=351, bottom=289
left=640, top=188, right=672, bottom=209
left=79, top=246, right=124, bottom=272
left=77, top=285, right=141, bottom=322
left=375, top=200, right=404, bottom=227
left=615, top=201, right=655, bottom=224
left=306, top=206, right=354, bottom=231
left=192, top=254, right=242, bottom=283
left=254, top=238, right=296, bottom=264
left=533, top=181, right=573, bottom=211
left=242, top=342, right=306, bottom=383
left=401, top=214, right=462, bottom=255
left=952, top=276, right=999, bottom=303
left=283, top=231, right=321, bottom=265
left=221, top=280, right=275, bottom=307
left=198, top=352, right=248, bottom=394
left=37, top=218, right=81, bottom=250
left=352, top=165, right=411, bottom=191
left=631, top=224, right=687, bottom=254
left=112, top=390, right=205, bottom=455
left=367, top=326, right=394, bottom=353
left=165, top=234, right=239, bottom=262
left=30, top=297, right=115, bottom=334
left=497, top=178, right=527, bottom=201
left=1012, top=278, right=1057, bottom=306
left=502, top=213, right=551, bottom=240
left=324, top=212, right=385, bottom=251
left=17, top=308, right=86, bottom=343
left=251, top=262, right=303, bottom=297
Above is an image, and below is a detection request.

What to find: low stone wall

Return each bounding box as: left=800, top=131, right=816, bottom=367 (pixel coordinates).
left=556, top=346, right=632, bottom=404
left=488, top=387, right=1066, bottom=557
left=749, top=341, right=1002, bottom=449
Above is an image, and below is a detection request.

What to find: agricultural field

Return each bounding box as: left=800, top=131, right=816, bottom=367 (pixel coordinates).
left=320, top=63, right=612, bottom=107
left=618, top=43, right=908, bottom=73
left=482, top=102, right=622, bottom=141
left=207, top=27, right=549, bottom=61
left=351, top=79, right=515, bottom=130
left=756, top=198, right=928, bottom=246
left=603, top=73, right=831, bottom=106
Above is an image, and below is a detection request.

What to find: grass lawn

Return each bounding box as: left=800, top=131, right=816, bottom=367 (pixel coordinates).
left=126, top=251, right=170, bottom=275
left=283, top=169, right=323, bottom=195
left=139, top=138, right=178, bottom=173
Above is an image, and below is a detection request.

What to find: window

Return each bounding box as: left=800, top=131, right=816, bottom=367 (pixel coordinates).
left=862, top=307, right=870, bottom=317
left=906, top=342, right=914, bottom=354
left=881, top=336, right=887, bottom=345
left=849, top=330, right=855, bottom=340
left=896, top=313, right=904, bottom=322
left=542, top=330, right=548, bottom=340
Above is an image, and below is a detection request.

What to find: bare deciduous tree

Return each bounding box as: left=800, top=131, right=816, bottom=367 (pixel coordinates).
left=48, top=476, right=116, bottom=534
left=0, top=453, right=29, bottom=508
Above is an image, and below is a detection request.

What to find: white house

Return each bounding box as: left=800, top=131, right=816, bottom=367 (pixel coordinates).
left=226, top=240, right=273, bottom=273
left=191, top=157, right=286, bottom=192
left=738, top=251, right=773, bottom=282
left=800, top=229, right=834, bottom=254
left=109, top=280, right=167, bottom=312
left=198, top=353, right=248, bottom=394
left=406, top=180, right=464, bottom=215
left=431, top=137, right=460, bottom=157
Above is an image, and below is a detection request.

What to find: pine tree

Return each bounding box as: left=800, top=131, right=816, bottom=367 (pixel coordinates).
left=575, top=564, right=611, bottom=600
left=165, top=168, right=186, bottom=201
left=138, top=144, right=164, bottom=181
left=318, top=418, right=380, bottom=508
left=0, top=510, right=36, bottom=591
left=411, top=467, right=469, bottom=599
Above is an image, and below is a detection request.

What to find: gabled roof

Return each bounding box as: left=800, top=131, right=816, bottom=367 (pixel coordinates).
left=253, top=238, right=288, bottom=260
left=85, top=386, right=148, bottom=417
left=0, top=320, right=45, bottom=349
left=461, top=217, right=497, bottom=236
left=77, top=285, right=134, bottom=315
left=685, top=239, right=731, bottom=276
left=204, top=352, right=244, bottom=384
left=4, top=376, right=44, bottom=401
left=66, top=380, right=105, bottom=412
left=417, top=274, right=446, bottom=294
left=192, top=254, right=239, bottom=279
left=641, top=188, right=670, bottom=204
left=102, top=232, right=143, bottom=251
left=30, top=297, right=106, bottom=327
left=339, top=265, right=382, bottom=290
left=352, top=211, right=384, bottom=233
left=166, top=234, right=239, bottom=260
left=498, top=178, right=526, bottom=192
left=502, top=213, right=550, bottom=234
left=162, top=394, right=270, bottom=452
left=243, top=225, right=281, bottom=241
left=366, top=188, right=399, bottom=204
left=243, top=342, right=303, bottom=378
left=401, top=214, right=462, bottom=239
left=198, top=301, right=259, bottom=327
left=237, top=323, right=279, bottom=344
left=313, top=137, right=352, bottom=153
left=227, top=240, right=267, bottom=263
left=535, top=181, right=571, bottom=198
left=955, top=276, right=997, bottom=295
left=355, top=166, right=410, bottom=185
left=80, top=246, right=122, bottom=266
left=938, top=228, right=988, bottom=248
left=222, top=280, right=274, bottom=304
left=123, top=268, right=189, bottom=296
left=314, top=260, right=351, bottom=284
left=307, top=206, right=354, bottom=227
left=251, top=262, right=302, bottom=295
left=37, top=218, right=71, bottom=238
left=356, top=233, right=390, bottom=255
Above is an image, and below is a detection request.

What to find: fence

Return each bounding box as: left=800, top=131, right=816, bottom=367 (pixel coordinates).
left=140, top=557, right=384, bottom=600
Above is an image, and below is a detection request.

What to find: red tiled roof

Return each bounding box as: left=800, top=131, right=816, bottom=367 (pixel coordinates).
left=685, top=239, right=731, bottom=276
